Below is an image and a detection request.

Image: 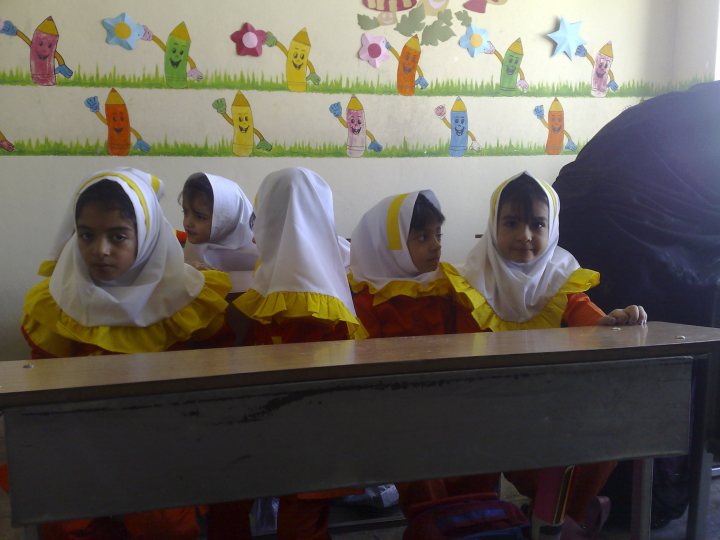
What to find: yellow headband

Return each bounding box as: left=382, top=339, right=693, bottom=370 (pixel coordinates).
left=387, top=193, right=409, bottom=250
left=80, top=173, right=150, bottom=234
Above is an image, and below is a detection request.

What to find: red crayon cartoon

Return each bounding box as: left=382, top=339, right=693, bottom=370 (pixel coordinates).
left=0, top=16, right=73, bottom=86
left=84, top=89, right=150, bottom=156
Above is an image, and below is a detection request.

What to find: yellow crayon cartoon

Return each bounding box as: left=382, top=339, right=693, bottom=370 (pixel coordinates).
left=266, top=28, right=319, bottom=92
left=212, top=91, right=272, bottom=157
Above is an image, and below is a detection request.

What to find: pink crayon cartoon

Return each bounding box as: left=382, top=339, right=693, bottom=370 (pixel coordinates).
left=329, top=96, right=382, bottom=157
left=0, top=16, right=73, bottom=86
left=575, top=42, right=618, bottom=97
left=0, top=129, right=15, bottom=152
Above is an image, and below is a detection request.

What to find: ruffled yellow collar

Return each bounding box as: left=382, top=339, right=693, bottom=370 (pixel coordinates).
left=448, top=267, right=600, bottom=332
left=233, top=289, right=367, bottom=339
left=22, top=270, right=231, bottom=357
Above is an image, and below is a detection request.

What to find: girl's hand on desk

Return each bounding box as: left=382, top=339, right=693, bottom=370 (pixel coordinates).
left=598, top=305, right=647, bottom=326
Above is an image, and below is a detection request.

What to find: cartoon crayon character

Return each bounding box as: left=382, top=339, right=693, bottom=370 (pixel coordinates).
left=486, top=38, right=528, bottom=95
left=143, top=22, right=203, bottom=88
left=386, top=35, right=428, bottom=96
left=265, top=28, right=320, bottom=92
left=576, top=42, right=618, bottom=97
left=212, top=92, right=272, bottom=157
left=84, top=89, right=150, bottom=156
left=533, top=98, right=577, bottom=155
left=329, top=95, right=383, bottom=157
left=0, top=129, right=14, bottom=152
left=0, top=16, right=73, bottom=86
left=434, top=98, right=481, bottom=157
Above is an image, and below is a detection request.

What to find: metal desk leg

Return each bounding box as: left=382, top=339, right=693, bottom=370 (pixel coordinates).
left=631, top=458, right=653, bottom=540
left=687, top=356, right=713, bottom=540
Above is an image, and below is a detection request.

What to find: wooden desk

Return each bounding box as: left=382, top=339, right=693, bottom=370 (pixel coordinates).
left=1, top=322, right=718, bottom=540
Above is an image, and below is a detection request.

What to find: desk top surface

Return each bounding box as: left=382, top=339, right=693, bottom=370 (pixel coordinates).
left=1, top=322, right=719, bottom=407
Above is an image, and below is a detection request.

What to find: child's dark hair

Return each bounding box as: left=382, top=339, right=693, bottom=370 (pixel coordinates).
left=497, top=173, right=549, bottom=222
left=180, top=173, right=213, bottom=209
left=410, top=193, right=445, bottom=231
left=75, top=179, right=136, bottom=226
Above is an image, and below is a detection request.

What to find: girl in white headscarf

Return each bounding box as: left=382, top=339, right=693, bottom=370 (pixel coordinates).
left=19, top=168, right=232, bottom=540
left=349, top=189, right=480, bottom=337
left=180, top=172, right=259, bottom=293
left=233, top=167, right=364, bottom=344
left=456, top=171, right=646, bottom=540
left=228, top=167, right=364, bottom=540
left=461, top=171, right=646, bottom=330
left=22, top=167, right=232, bottom=359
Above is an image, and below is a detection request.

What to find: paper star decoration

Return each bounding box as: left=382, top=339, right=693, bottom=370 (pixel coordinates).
left=547, top=17, right=585, bottom=60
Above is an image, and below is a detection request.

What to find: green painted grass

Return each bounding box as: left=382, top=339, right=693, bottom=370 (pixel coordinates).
left=1, top=136, right=580, bottom=157
left=0, top=65, right=709, bottom=97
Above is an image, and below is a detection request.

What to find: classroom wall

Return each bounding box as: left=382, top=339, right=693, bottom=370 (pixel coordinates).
left=0, top=0, right=716, bottom=361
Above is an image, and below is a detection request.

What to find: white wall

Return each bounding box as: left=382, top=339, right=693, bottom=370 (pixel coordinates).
left=0, top=155, right=573, bottom=360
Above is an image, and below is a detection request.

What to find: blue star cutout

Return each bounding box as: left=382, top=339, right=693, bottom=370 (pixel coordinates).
left=547, top=17, right=586, bottom=60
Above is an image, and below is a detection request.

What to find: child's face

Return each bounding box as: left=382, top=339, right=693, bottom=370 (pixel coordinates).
left=406, top=220, right=442, bottom=274
left=76, top=202, right=138, bottom=282
left=182, top=196, right=212, bottom=244
left=496, top=199, right=549, bottom=263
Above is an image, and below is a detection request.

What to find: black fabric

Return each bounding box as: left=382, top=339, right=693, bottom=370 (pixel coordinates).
left=555, top=81, right=720, bottom=529
left=554, top=81, right=720, bottom=324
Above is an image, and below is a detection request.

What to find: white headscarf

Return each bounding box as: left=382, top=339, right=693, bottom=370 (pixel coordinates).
left=40, top=167, right=165, bottom=276
left=349, top=190, right=443, bottom=290
left=183, top=173, right=258, bottom=271
left=249, top=167, right=356, bottom=315
left=49, top=168, right=205, bottom=327
left=461, top=171, right=580, bottom=322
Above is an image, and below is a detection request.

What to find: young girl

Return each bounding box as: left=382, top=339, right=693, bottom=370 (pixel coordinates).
left=349, top=190, right=504, bottom=514
left=15, top=168, right=232, bottom=540
left=180, top=172, right=258, bottom=293
left=463, top=171, right=646, bottom=331
left=349, top=189, right=479, bottom=338
left=459, top=171, right=646, bottom=539
left=222, top=167, right=364, bottom=540
left=233, top=166, right=364, bottom=345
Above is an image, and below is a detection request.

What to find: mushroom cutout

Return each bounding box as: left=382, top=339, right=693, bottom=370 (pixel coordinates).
left=362, top=0, right=418, bottom=26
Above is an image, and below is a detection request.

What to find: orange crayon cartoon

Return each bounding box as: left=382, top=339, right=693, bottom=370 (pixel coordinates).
left=0, top=16, right=73, bottom=86
left=533, top=98, right=576, bottom=155
left=84, top=89, right=150, bottom=156
left=387, top=35, right=428, bottom=96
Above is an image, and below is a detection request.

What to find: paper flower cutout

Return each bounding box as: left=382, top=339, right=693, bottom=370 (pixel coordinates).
left=547, top=17, right=586, bottom=59
left=230, top=22, right=267, bottom=57
left=458, top=25, right=491, bottom=57
left=358, top=33, right=390, bottom=68
left=102, top=13, right=144, bottom=50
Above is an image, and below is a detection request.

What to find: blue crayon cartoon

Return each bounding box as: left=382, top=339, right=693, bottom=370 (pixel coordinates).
left=435, top=97, right=480, bottom=157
